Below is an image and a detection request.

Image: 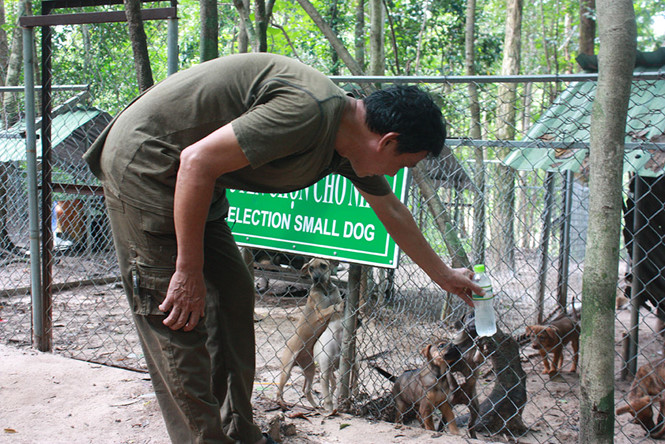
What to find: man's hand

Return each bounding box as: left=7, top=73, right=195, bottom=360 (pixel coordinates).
left=161, top=123, right=248, bottom=331
left=159, top=270, right=206, bottom=331
left=440, top=267, right=484, bottom=307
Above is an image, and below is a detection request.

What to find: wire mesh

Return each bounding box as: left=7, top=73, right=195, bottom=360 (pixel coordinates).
left=0, top=33, right=664, bottom=441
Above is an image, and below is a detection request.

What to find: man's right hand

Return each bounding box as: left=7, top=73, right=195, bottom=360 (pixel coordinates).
left=159, top=270, right=206, bottom=331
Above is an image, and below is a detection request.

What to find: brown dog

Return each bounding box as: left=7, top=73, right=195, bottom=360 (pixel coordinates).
left=276, top=258, right=344, bottom=409
left=617, top=360, right=665, bottom=438
left=374, top=342, right=460, bottom=434
left=439, top=329, right=486, bottom=438
left=526, top=313, right=580, bottom=375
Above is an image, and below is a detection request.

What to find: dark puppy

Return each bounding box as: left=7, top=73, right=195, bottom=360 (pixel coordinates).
left=526, top=313, right=580, bottom=375
left=374, top=342, right=460, bottom=434
left=439, top=332, right=484, bottom=438
left=455, top=315, right=528, bottom=436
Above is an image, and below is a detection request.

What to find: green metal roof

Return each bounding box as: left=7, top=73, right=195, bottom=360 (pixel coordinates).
left=0, top=107, right=107, bottom=163
left=503, top=70, right=665, bottom=177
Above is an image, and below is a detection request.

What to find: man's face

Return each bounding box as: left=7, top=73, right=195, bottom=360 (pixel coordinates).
left=354, top=144, right=429, bottom=177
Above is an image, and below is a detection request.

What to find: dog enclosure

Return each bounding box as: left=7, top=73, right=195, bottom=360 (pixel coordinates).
left=1, top=14, right=664, bottom=441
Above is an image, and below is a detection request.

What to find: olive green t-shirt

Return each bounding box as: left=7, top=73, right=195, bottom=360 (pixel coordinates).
left=83, top=53, right=391, bottom=219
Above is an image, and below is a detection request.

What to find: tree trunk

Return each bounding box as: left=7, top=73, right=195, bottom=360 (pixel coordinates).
left=328, top=0, right=340, bottom=74
left=233, top=0, right=254, bottom=51
left=492, top=0, right=522, bottom=269
left=563, top=12, right=573, bottom=73
left=295, top=0, right=365, bottom=77
left=82, top=25, right=92, bottom=72
left=413, top=0, right=430, bottom=75
left=0, top=0, right=8, bottom=84
left=369, top=0, right=384, bottom=76
left=232, top=0, right=274, bottom=53
left=254, top=0, right=268, bottom=52
left=0, top=0, right=8, bottom=250
left=3, top=0, right=28, bottom=129
left=124, top=0, right=153, bottom=92
left=235, top=0, right=250, bottom=53
left=538, top=0, right=557, bottom=101
left=579, top=1, right=635, bottom=442
left=200, top=0, right=219, bottom=61
left=579, top=0, right=596, bottom=56
left=382, top=0, right=401, bottom=74
left=465, top=0, right=485, bottom=266
left=354, top=0, right=365, bottom=69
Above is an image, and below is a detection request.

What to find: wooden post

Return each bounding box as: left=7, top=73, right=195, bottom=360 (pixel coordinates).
left=337, top=263, right=361, bottom=410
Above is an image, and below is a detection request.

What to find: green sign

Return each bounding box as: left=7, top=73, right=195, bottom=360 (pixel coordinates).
left=227, top=169, right=410, bottom=268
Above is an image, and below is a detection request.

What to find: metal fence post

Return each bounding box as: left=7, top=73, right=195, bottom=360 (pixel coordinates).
left=23, top=26, right=46, bottom=351
left=557, top=169, right=574, bottom=310
left=537, top=171, right=555, bottom=323
left=167, top=14, right=178, bottom=75
left=627, top=174, right=646, bottom=377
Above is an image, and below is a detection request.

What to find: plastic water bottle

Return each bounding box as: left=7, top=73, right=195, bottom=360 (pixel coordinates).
left=472, top=264, right=497, bottom=337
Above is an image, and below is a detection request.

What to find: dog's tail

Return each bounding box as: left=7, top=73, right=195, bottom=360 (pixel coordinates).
left=615, top=404, right=633, bottom=416
left=371, top=364, right=397, bottom=383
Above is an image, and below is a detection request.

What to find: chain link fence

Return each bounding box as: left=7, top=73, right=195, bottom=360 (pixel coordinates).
left=1, top=33, right=664, bottom=441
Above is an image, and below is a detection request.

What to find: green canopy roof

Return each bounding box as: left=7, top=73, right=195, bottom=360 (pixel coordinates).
left=0, top=107, right=111, bottom=164
left=503, top=70, right=665, bottom=177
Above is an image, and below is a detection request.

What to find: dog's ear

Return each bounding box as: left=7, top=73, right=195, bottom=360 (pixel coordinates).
left=330, top=260, right=341, bottom=275
left=301, top=258, right=314, bottom=274
left=526, top=325, right=540, bottom=336
left=527, top=325, right=546, bottom=335
left=421, top=344, right=433, bottom=361
left=545, top=327, right=559, bottom=341
left=472, top=348, right=484, bottom=365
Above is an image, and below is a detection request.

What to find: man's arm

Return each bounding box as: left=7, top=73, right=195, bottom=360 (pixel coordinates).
left=159, top=123, right=251, bottom=331
left=360, top=189, right=482, bottom=306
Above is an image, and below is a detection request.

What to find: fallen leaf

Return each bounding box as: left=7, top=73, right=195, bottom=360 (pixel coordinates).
left=286, top=411, right=312, bottom=421
left=4, top=428, right=17, bottom=434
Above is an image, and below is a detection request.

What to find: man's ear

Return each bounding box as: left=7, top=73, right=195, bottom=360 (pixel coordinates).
left=377, top=132, right=400, bottom=153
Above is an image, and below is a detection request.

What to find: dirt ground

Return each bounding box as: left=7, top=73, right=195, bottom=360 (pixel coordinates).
left=0, top=306, right=662, bottom=444
left=1, top=255, right=663, bottom=443
left=0, top=343, right=494, bottom=444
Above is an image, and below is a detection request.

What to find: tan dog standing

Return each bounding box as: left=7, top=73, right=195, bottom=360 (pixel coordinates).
left=313, top=305, right=344, bottom=411
left=526, top=313, right=580, bottom=375
left=617, top=360, right=665, bottom=438
left=276, top=258, right=344, bottom=409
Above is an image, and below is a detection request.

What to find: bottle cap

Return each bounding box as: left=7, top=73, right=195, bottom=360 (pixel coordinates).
left=473, top=264, right=485, bottom=273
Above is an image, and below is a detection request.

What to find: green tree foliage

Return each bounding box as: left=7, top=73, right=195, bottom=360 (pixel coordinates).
left=1, top=0, right=663, bottom=117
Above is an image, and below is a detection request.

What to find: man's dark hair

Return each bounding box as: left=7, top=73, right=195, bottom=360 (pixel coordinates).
left=363, top=85, right=446, bottom=157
